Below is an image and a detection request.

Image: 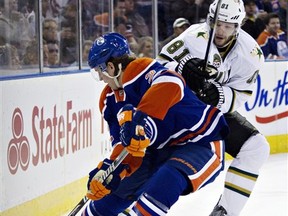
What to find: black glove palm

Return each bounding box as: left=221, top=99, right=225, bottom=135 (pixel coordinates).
left=196, top=81, right=225, bottom=109
left=177, top=56, right=218, bottom=92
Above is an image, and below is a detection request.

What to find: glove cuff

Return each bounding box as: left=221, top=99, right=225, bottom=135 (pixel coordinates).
left=211, top=81, right=225, bottom=109
left=118, top=104, right=134, bottom=126
left=133, top=110, right=147, bottom=124
left=176, top=55, right=194, bottom=75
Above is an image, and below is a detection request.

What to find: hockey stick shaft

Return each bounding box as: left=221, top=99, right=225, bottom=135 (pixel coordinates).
left=67, top=148, right=129, bottom=216
left=99, top=148, right=129, bottom=183
left=203, top=0, right=222, bottom=70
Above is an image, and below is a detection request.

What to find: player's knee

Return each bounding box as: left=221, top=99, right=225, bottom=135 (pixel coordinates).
left=238, top=133, right=270, bottom=171
left=129, top=165, right=189, bottom=215
left=144, top=164, right=190, bottom=208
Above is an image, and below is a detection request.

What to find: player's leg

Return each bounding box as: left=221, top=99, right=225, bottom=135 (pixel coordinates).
left=129, top=165, right=188, bottom=215
left=129, top=140, right=225, bottom=215
left=210, top=112, right=270, bottom=216
left=82, top=193, right=134, bottom=216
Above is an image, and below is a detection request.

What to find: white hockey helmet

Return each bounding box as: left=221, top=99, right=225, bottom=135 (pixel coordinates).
left=208, top=0, right=245, bottom=30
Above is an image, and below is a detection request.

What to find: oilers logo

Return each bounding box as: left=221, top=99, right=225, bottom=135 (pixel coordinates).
left=143, top=116, right=157, bottom=145
left=96, top=37, right=105, bottom=46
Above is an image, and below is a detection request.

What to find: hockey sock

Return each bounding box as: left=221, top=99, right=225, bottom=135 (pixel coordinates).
left=82, top=193, right=133, bottom=216
left=129, top=164, right=189, bottom=215
left=218, top=134, right=270, bottom=215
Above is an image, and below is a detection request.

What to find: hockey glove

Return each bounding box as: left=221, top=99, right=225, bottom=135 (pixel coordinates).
left=197, top=81, right=225, bottom=109
left=86, top=158, right=128, bottom=200
left=177, top=55, right=218, bottom=92
left=110, top=144, right=143, bottom=176
left=118, top=104, right=150, bottom=157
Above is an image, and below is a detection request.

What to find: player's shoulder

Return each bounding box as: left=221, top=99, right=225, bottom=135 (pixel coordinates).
left=99, top=85, right=113, bottom=112
left=235, top=30, right=264, bottom=65
left=130, top=57, right=154, bottom=69
left=99, top=85, right=126, bottom=113
left=123, top=57, right=156, bottom=83
left=183, top=23, right=207, bottom=38
left=180, top=23, right=209, bottom=51
left=100, top=84, right=113, bottom=99
left=237, top=29, right=260, bottom=50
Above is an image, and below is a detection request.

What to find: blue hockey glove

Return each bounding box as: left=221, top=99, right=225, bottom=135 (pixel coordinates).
left=86, top=158, right=128, bottom=200
left=118, top=104, right=150, bottom=157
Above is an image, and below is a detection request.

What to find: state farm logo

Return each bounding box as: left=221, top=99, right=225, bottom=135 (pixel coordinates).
left=7, top=101, right=93, bottom=175
left=7, top=108, right=30, bottom=174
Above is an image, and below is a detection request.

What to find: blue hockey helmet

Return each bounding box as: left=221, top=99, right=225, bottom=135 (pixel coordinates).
left=88, top=32, right=130, bottom=68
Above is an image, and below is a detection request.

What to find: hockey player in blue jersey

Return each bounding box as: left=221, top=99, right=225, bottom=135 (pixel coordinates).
left=82, top=32, right=229, bottom=215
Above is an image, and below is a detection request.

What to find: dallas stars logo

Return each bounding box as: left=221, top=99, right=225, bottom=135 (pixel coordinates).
left=197, top=31, right=208, bottom=39
left=250, top=46, right=263, bottom=59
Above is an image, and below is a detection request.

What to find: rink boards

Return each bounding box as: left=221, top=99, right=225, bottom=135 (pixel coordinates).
left=0, top=61, right=287, bottom=215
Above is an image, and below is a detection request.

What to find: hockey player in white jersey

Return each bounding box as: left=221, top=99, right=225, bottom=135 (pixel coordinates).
left=157, top=0, right=270, bottom=215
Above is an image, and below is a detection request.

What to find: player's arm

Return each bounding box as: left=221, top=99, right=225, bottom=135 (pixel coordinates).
left=159, top=49, right=224, bottom=110
left=158, top=42, right=225, bottom=110
left=137, top=70, right=185, bottom=120
left=117, top=104, right=150, bottom=157
left=219, top=68, right=259, bottom=113
left=86, top=143, right=142, bottom=200
left=198, top=55, right=261, bottom=113
left=157, top=32, right=190, bottom=71
left=87, top=87, right=144, bottom=200
left=178, top=61, right=259, bottom=113
left=86, top=115, right=143, bottom=201
left=157, top=24, right=204, bottom=70
left=115, top=70, right=185, bottom=158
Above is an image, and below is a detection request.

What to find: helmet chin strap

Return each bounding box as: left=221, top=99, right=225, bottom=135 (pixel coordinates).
left=216, top=33, right=237, bottom=49
left=113, top=63, right=122, bottom=88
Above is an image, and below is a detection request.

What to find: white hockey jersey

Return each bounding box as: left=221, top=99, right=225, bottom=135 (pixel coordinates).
left=157, top=23, right=264, bottom=113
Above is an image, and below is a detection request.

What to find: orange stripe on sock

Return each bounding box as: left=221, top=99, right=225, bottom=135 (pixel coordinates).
left=135, top=202, right=152, bottom=216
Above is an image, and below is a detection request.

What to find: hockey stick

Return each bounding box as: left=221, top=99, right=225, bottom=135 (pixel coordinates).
left=196, top=0, right=222, bottom=97
left=67, top=148, right=129, bottom=216
left=203, top=0, right=222, bottom=70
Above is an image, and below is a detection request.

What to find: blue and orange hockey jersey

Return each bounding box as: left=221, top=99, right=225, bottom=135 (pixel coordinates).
left=99, top=85, right=126, bottom=146
left=115, top=57, right=229, bottom=149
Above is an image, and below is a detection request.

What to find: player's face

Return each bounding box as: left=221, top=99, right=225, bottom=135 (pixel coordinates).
left=95, top=62, right=122, bottom=90
left=214, top=21, right=236, bottom=47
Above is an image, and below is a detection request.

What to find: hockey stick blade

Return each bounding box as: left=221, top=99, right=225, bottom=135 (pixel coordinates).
left=67, top=148, right=129, bottom=216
